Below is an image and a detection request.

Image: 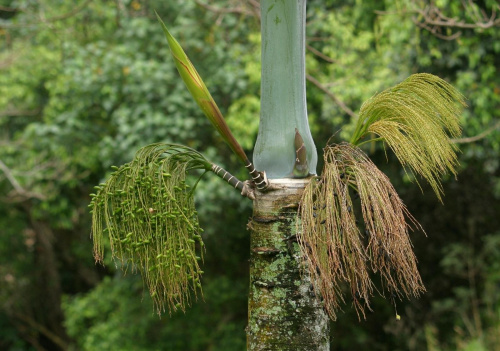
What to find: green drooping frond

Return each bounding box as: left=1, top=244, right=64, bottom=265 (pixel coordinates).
left=299, top=143, right=425, bottom=320
left=90, top=143, right=211, bottom=314
left=350, top=73, right=466, bottom=199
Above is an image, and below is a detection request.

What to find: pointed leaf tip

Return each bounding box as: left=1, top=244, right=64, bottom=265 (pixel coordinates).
left=156, top=13, right=249, bottom=165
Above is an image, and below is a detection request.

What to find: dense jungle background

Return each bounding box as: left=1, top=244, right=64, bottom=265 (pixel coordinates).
left=1, top=0, right=499, bottom=350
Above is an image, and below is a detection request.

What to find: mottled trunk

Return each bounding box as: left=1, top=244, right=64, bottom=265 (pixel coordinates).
left=246, top=179, right=329, bottom=350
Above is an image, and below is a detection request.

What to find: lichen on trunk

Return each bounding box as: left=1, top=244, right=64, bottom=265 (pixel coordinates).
left=247, top=179, right=329, bottom=350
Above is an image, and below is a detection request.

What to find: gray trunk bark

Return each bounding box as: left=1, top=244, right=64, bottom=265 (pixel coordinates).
left=246, top=179, right=330, bottom=350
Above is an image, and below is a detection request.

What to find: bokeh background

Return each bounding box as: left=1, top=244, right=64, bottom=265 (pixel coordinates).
left=1, top=0, right=499, bottom=350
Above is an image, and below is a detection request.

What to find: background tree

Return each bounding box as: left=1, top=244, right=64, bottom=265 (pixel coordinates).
left=0, top=0, right=499, bottom=350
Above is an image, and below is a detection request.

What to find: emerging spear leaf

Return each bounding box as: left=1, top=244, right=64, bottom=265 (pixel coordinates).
left=156, top=13, right=248, bottom=164
left=156, top=13, right=269, bottom=190
left=90, top=144, right=211, bottom=314
left=350, top=73, right=466, bottom=199
left=299, top=143, right=425, bottom=320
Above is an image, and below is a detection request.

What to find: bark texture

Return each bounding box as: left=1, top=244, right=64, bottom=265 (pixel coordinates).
left=246, top=179, right=329, bottom=350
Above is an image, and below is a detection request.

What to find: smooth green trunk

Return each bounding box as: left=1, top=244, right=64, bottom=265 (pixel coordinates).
left=246, top=179, right=329, bottom=350
left=253, top=0, right=317, bottom=179
left=247, top=1, right=329, bottom=349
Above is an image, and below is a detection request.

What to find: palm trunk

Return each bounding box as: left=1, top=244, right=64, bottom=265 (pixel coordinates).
left=246, top=1, right=329, bottom=348
left=253, top=0, right=317, bottom=179
left=246, top=179, right=329, bottom=350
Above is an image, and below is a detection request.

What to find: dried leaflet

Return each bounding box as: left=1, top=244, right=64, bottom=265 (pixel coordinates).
left=299, top=143, right=425, bottom=320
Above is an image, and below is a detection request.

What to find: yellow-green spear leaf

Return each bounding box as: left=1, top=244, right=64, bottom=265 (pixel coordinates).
left=156, top=12, right=248, bottom=165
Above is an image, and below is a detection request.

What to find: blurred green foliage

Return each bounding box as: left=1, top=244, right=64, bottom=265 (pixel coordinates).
left=0, top=0, right=499, bottom=350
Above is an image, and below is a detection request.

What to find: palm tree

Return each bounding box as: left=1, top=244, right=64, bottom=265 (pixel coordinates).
left=90, top=1, right=465, bottom=350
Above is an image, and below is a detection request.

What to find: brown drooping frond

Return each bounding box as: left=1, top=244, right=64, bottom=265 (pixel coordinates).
left=299, top=144, right=372, bottom=320
left=299, top=143, right=425, bottom=320
left=90, top=144, right=211, bottom=314
left=350, top=73, right=466, bottom=200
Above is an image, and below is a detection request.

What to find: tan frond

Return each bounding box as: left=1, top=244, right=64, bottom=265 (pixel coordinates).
left=90, top=144, right=211, bottom=314
left=299, top=143, right=425, bottom=320
left=350, top=73, right=466, bottom=200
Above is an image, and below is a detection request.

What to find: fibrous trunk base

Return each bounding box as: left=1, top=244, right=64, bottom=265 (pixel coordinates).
left=246, top=179, right=329, bottom=350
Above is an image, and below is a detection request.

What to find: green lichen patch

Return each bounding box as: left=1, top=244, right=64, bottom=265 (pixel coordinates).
left=248, top=179, right=329, bottom=350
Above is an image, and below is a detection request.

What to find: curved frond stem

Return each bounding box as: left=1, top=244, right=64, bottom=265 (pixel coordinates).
left=211, top=164, right=244, bottom=192
left=245, top=161, right=269, bottom=191
left=210, top=163, right=256, bottom=200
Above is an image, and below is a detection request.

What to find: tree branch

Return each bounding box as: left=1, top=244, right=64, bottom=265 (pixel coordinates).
left=194, top=0, right=254, bottom=16
left=0, top=50, right=24, bottom=70
left=0, top=5, right=19, bottom=12
left=11, top=313, right=69, bottom=351
left=450, top=120, right=500, bottom=144
left=412, top=19, right=463, bottom=40
left=0, top=159, right=25, bottom=194
left=0, top=159, right=45, bottom=201
left=306, top=43, right=336, bottom=63
left=0, top=32, right=37, bottom=70
left=43, top=0, right=93, bottom=22
left=377, top=2, right=500, bottom=41
left=1, top=0, right=93, bottom=28
left=192, top=0, right=260, bottom=25
left=414, top=4, right=500, bottom=29
left=306, top=74, right=357, bottom=119
left=0, top=108, right=41, bottom=117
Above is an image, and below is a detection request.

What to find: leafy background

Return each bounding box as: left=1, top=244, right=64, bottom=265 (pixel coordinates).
left=0, top=0, right=499, bottom=350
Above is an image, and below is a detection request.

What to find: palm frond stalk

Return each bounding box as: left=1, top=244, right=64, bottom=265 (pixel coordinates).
left=90, top=143, right=250, bottom=314
left=299, top=143, right=425, bottom=320
left=350, top=73, right=466, bottom=199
